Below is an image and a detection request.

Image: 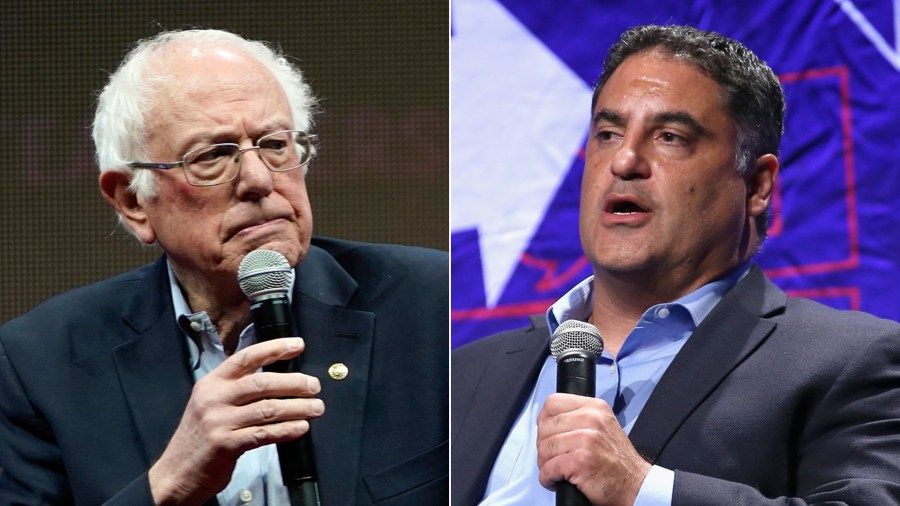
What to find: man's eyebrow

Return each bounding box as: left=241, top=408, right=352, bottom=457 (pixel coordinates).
left=592, top=109, right=625, bottom=127
left=258, top=120, right=293, bottom=134
left=175, top=121, right=294, bottom=153
left=591, top=109, right=710, bottom=136
left=171, top=132, right=217, bottom=157
left=653, top=111, right=708, bottom=136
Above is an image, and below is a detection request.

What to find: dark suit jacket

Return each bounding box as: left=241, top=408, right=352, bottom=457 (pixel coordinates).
left=0, top=237, right=448, bottom=506
left=451, top=265, right=900, bottom=505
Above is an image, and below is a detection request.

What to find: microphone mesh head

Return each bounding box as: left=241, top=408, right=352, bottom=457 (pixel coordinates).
left=237, top=249, right=294, bottom=301
left=549, top=320, right=604, bottom=361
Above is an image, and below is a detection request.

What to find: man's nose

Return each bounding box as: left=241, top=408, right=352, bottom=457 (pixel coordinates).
left=609, top=138, right=650, bottom=180
left=234, top=148, right=275, bottom=199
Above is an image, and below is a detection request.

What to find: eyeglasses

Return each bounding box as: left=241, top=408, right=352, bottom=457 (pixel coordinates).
left=128, top=130, right=318, bottom=187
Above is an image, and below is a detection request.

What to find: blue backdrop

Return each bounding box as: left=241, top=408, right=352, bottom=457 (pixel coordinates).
left=451, top=0, right=900, bottom=347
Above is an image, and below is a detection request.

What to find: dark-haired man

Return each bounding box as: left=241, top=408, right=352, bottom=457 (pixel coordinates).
left=452, top=24, right=900, bottom=505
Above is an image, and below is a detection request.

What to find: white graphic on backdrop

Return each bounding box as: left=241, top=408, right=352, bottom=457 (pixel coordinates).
left=834, top=0, right=900, bottom=70
left=451, top=0, right=592, bottom=306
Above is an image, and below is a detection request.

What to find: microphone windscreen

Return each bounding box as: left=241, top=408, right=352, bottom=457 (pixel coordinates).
left=237, top=249, right=294, bottom=301
left=550, top=320, right=604, bottom=361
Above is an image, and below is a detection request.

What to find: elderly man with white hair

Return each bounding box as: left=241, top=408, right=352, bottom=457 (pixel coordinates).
left=0, top=29, right=447, bottom=505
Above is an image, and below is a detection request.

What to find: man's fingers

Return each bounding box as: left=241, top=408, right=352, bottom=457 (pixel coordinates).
left=232, top=419, right=313, bottom=452
left=218, top=337, right=305, bottom=378
left=539, top=393, right=611, bottom=419
left=537, top=394, right=615, bottom=439
left=535, top=394, right=653, bottom=505
left=537, top=451, right=587, bottom=490
left=231, top=397, right=326, bottom=429
left=537, top=429, right=599, bottom=468
left=230, top=371, right=321, bottom=405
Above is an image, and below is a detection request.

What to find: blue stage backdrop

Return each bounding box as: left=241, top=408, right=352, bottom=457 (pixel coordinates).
left=451, top=0, right=900, bottom=348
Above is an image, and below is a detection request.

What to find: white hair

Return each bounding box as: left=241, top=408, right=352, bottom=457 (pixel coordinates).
left=92, top=29, right=318, bottom=199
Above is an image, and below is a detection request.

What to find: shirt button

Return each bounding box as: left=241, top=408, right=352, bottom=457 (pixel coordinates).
left=239, top=489, right=253, bottom=503
left=609, top=363, right=616, bottom=374
left=657, top=307, right=670, bottom=319
left=190, top=321, right=203, bottom=332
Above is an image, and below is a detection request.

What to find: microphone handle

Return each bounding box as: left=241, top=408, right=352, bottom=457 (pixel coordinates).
left=556, top=352, right=596, bottom=506
left=557, top=482, right=590, bottom=506
left=252, top=296, right=321, bottom=506
left=556, top=354, right=595, bottom=397
left=288, top=483, right=321, bottom=506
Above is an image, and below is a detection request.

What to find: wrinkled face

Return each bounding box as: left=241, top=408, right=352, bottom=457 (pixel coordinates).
left=137, top=45, right=312, bottom=280
left=580, top=51, right=751, bottom=281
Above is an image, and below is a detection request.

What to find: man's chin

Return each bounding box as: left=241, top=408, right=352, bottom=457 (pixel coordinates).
left=591, top=249, right=656, bottom=275
left=241, top=239, right=306, bottom=268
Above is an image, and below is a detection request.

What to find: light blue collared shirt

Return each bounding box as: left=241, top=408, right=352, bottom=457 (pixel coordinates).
left=168, top=262, right=292, bottom=506
left=479, top=264, right=750, bottom=505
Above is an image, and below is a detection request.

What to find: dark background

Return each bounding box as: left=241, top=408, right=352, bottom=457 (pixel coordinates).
left=0, top=1, right=448, bottom=322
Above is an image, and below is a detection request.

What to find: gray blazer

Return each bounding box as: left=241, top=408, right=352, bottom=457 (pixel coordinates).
left=451, top=265, right=900, bottom=505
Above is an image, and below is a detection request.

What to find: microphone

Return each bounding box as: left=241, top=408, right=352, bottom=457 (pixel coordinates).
left=238, top=249, right=321, bottom=506
left=549, top=320, right=604, bottom=506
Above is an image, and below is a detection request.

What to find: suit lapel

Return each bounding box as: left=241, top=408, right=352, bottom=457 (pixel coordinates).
left=291, top=247, right=374, bottom=505
left=629, top=266, right=787, bottom=462
left=452, top=315, right=549, bottom=506
left=111, top=257, right=194, bottom=465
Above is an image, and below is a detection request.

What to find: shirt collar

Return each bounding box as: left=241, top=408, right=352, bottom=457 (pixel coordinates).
left=166, top=259, right=296, bottom=321
left=167, top=262, right=202, bottom=332
left=546, top=262, right=752, bottom=334
left=165, top=259, right=296, bottom=341
left=677, top=262, right=750, bottom=327
left=546, top=275, right=594, bottom=333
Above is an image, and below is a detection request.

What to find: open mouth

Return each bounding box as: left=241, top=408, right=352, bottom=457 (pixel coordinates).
left=606, top=198, right=649, bottom=215
left=610, top=201, right=647, bottom=215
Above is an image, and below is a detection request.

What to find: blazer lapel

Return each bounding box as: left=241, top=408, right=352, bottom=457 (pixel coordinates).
left=111, top=257, right=194, bottom=465
left=291, top=246, right=375, bottom=505
left=452, top=315, right=549, bottom=506
left=629, top=266, right=787, bottom=462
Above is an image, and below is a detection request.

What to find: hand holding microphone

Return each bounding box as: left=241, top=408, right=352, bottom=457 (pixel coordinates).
left=537, top=320, right=650, bottom=506
left=147, top=325, right=322, bottom=502
left=147, top=249, right=324, bottom=505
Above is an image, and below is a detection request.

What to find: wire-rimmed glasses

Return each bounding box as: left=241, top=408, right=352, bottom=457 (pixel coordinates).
left=127, top=130, right=318, bottom=187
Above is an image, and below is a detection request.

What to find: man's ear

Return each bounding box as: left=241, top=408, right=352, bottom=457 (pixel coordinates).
left=746, top=153, right=779, bottom=219
left=99, top=171, right=156, bottom=245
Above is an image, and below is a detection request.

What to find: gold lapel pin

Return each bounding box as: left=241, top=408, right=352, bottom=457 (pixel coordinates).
left=328, top=363, right=349, bottom=380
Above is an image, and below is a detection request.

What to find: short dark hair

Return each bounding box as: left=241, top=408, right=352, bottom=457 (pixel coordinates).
left=593, top=25, right=785, bottom=176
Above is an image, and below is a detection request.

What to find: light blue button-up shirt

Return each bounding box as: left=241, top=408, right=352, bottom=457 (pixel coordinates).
left=168, top=263, right=292, bottom=506
left=480, top=265, right=749, bottom=505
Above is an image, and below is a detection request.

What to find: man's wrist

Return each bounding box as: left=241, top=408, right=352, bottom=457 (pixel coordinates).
left=148, top=462, right=201, bottom=506
left=632, top=465, right=675, bottom=506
